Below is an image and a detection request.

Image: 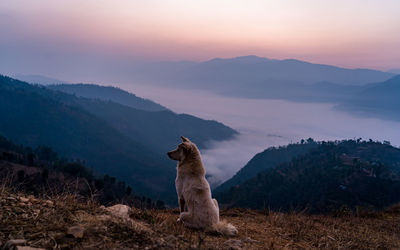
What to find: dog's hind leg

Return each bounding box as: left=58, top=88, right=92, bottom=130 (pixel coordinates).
left=213, top=198, right=219, bottom=211
left=178, top=212, right=200, bottom=229
left=179, top=197, right=186, bottom=213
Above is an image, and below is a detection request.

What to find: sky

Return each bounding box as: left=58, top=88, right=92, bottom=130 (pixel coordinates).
left=1, top=0, right=400, bottom=80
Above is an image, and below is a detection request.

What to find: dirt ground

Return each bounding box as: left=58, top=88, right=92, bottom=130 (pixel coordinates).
left=1, top=189, right=400, bottom=249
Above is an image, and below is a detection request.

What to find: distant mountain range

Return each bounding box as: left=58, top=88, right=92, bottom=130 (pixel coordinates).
left=13, top=74, right=68, bottom=85
left=388, top=69, right=400, bottom=74
left=335, top=75, right=400, bottom=121
left=130, top=55, right=399, bottom=121
left=48, top=84, right=167, bottom=112
left=0, top=75, right=237, bottom=203
left=215, top=139, right=400, bottom=213
left=132, top=55, right=394, bottom=88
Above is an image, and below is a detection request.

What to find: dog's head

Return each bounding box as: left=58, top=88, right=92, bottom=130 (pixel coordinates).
left=167, top=136, right=195, bottom=162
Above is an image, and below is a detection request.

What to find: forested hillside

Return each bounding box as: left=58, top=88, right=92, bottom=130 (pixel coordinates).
left=0, top=134, right=163, bottom=208
left=214, top=139, right=318, bottom=192
left=336, top=75, right=400, bottom=121
left=216, top=139, right=400, bottom=213
left=48, top=83, right=167, bottom=112
left=0, top=75, right=236, bottom=203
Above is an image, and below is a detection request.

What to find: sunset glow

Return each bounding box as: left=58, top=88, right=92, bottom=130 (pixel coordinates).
left=1, top=0, right=399, bottom=76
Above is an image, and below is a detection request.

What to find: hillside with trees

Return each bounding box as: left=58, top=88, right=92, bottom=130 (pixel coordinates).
left=214, top=139, right=319, bottom=193
left=0, top=134, right=163, bottom=208
left=216, top=139, right=400, bottom=213
left=47, top=83, right=167, bottom=112
left=0, top=75, right=237, bottom=203
left=336, top=75, right=400, bottom=121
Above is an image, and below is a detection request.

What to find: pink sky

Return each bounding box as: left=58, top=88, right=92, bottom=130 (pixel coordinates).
left=1, top=0, right=399, bottom=72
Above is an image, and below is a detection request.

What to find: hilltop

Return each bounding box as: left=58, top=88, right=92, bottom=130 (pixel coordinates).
left=1, top=188, right=399, bottom=249
left=1, top=135, right=399, bottom=249
left=47, top=83, right=167, bottom=112
left=216, top=139, right=400, bottom=213
left=0, top=75, right=237, bottom=203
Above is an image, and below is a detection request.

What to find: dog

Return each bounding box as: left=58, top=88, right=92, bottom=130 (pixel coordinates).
left=167, top=136, right=238, bottom=236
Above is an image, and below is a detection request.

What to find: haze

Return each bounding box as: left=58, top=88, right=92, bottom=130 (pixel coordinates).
left=1, top=0, right=400, bottom=82
left=121, top=84, right=400, bottom=186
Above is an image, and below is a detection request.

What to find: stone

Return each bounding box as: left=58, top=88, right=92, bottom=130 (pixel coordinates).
left=19, top=197, right=29, bottom=202
left=223, top=239, right=243, bottom=250
left=45, top=200, right=53, bottom=206
left=106, top=204, right=131, bottom=220
left=96, top=214, right=112, bottom=221
left=244, top=237, right=261, bottom=243
left=67, top=225, right=85, bottom=238
left=3, top=239, right=27, bottom=249
left=16, top=247, right=45, bottom=250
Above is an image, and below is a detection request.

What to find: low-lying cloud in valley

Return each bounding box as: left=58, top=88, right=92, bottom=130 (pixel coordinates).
left=121, top=83, right=400, bottom=186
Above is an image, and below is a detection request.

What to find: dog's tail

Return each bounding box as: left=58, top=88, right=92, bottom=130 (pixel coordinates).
left=212, top=220, right=238, bottom=237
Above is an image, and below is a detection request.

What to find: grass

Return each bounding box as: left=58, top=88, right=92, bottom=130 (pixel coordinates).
left=1, top=187, right=399, bottom=249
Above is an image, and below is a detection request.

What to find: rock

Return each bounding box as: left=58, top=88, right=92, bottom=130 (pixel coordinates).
left=106, top=204, right=131, bottom=220
left=223, top=239, right=243, bottom=250
left=2, top=239, right=27, bottom=249
left=44, top=200, right=53, bottom=206
left=67, top=225, right=85, bottom=238
left=27, top=196, right=39, bottom=203
left=16, top=247, right=45, bottom=250
left=19, top=197, right=29, bottom=202
left=96, top=214, right=112, bottom=221
left=244, top=237, right=261, bottom=243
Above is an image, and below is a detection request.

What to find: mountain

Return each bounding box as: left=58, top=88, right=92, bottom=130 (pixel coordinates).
left=72, top=98, right=236, bottom=153
left=132, top=55, right=394, bottom=89
left=13, top=74, right=68, bottom=85
left=47, top=83, right=167, bottom=112
left=0, top=75, right=237, bottom=203
left=336, top=75, right=400, bottom=121
left=214, top=139, right=319, bottom=193
left=129, top=56, right=394, bottom=104
left=0, top=134, right=163, bottom=208
left=221, top=80, right=361, bottom=103
left=216, top=139, right=400, bottom=213
left=388, top=69, right=400, bottom=74
left=0, top=75, right=174, bottom=200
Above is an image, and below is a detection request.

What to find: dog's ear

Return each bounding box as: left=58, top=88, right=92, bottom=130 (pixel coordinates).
left=181, top=136, right=190, bottom=142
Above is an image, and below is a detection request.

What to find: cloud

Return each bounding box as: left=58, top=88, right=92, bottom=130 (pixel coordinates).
left=202, top=130, right=290, bottom=187
left=120, top=83, right=400, bottom=188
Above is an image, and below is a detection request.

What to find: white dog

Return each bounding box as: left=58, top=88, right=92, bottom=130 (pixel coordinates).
left=167, top=136, right=238, bottom=236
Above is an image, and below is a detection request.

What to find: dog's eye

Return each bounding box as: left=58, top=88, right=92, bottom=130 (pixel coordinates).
left=179, top=144, right=188, bottom=152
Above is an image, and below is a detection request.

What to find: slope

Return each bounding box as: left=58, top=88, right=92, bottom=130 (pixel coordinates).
left=0, top=75, right=176, bottom=201
left=336, top=75, right=400, bottom=121
left=214, top=139, right=318, bottom=192
left=47, top=83, right=167, bottom=112
left=216, top=139, right=400, bottom=213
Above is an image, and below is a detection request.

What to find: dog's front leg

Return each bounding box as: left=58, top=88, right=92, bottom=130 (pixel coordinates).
left=179, top=197, right=186, bottom=213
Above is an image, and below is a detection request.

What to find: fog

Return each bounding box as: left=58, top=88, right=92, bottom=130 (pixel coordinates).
left=120, top=83, right=400, bottom=187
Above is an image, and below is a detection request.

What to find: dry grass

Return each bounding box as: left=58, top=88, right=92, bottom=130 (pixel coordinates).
left=1, top=188, right=399, bottom=249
